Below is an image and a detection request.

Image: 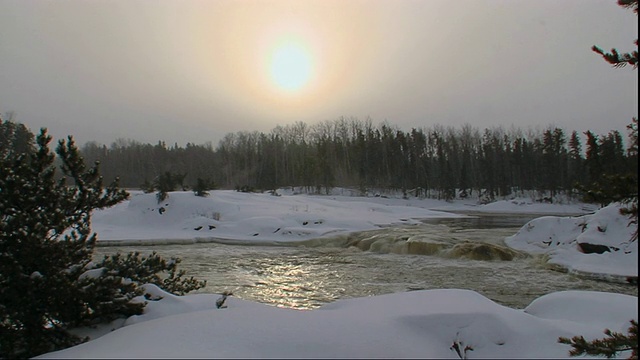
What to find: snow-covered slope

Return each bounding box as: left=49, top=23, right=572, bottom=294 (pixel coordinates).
left=92, top=190, right=592, bottom=244
left=36, top=192, right=637, bottom=358
left=505, top=203, right=638, bottom=281
left=38, top=288, right=638, bottom=359
left=92, top=190, right=467, bottom=243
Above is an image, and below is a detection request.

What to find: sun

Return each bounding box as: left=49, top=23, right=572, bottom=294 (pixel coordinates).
left=268, top=42, right=313, bottom=93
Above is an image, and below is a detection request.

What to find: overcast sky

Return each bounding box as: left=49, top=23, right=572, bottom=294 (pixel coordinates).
left=0, top=0, right=637, bottom=146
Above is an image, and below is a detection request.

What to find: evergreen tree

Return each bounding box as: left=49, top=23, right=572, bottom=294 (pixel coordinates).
left=581, top=0, right=639, bottom=225
left=568, top=130, right=585, bottom=193
left=577, top=173, right=638, bottom=207
left=0, top=128, right=135, bottom=357
left=584, top=131, right=602, bottom=183
left=140, top=178, right=155, bottom=193
left=541, top=127, right=568, bottom=200
left=560, top=3, right=638, bottom=356
left=154, top=171, right=177, bottom=203
left=193, top=177, right=216, bottom=197
left=95, top=251, right=206, bottom=296
left=627, top=118, right=638, bottom=157
left=559, top=320, right=637, bottom=359
left=0, top=115, right=35, bottom=157
left=599, top=131, right=626, bottom=175
left=0, top=126, right=204, bottom=358
left=592, top=0, right=638, bottom=68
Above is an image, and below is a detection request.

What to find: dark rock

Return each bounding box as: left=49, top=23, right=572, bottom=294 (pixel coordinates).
left=144, top=293, right=163, bottom=301
left=208, top=225, right=216, bottom=230
left=194, top=226, right=202, bottom=231
left=406, top=241, right=447, bottom=255
left=577, top=242, right=615, bottom=254
left=447, top=243, right=522, bottom=261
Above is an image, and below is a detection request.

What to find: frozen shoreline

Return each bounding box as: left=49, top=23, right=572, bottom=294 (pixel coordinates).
left=40, top=288, right=638, bottom=359
left=38, top=190, right=638, bottom=358
left=91, top=189, right=595, bottom=243
left=91, top=190, right=636, bottom=281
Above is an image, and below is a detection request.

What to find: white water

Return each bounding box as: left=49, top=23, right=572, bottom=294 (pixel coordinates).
left=94, top=215, right=638, bottom=309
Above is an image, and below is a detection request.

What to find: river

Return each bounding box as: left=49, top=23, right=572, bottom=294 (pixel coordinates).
left=94, top=214, right=638, bottom=310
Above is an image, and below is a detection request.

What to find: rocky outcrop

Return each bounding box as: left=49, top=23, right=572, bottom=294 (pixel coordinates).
left=446, top=242, right=524, bottom=261
left=577, top=242, right=619, bottom=254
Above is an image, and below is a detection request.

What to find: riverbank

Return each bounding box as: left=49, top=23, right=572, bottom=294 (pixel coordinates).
left=39, top=288, right=638, bottom=359
left=38, top=190, right=638, bottom=358
left=91, top=189, right=594, bottom=243
left=91, top=189, right=636, bottom=281
left=505, top=202, right=638, bottom=283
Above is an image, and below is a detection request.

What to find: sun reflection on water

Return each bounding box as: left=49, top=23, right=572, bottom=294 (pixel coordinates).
left=95, top=219, right=638, bottom=310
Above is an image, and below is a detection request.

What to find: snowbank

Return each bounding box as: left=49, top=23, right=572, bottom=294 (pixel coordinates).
left=37, top=191, right=638, bottom=358
left=92, top=190, right=466, bottom=244
left=91, top=190, right=591, bottom=245
left=431, top=198, right=598, bottom=215
left=39, top=288, right=638, bottom=359
left=505, top=203, right=638, bottom=282
left=92, top=190, right=635, bottom=281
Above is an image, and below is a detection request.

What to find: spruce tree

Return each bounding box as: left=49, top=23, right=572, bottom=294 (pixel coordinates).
left=584, top=130, right=602, bottom=183
left=193, top=177, right=216, bottom=197
left=0, top=128, right=137, bottom=357
left=0, top=126, right=205, bottom=358
left=0, top=116, right=35, bottom=157
left=154, top=171, right=176, bottom=203
left=559, top=320, right=637, bottom=359
left=580, top=0, right=639, bottom=224
left=568, top=130, right=585, bottom=196
left=560, top=1, right=638, bottom=356
left=592, top=0, right=638, bottom=68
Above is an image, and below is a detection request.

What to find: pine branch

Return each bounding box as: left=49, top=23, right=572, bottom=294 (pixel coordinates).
left=592, top=1, right=638, bottom=69
left=559, top=319, right=638, bottom=359
left=618, top=0, right=639, bottom=14
left=592, top=44, right=639, bottom=69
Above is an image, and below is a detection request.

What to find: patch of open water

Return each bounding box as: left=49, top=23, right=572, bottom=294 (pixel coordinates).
left=94, top=214, right=638, bottom=310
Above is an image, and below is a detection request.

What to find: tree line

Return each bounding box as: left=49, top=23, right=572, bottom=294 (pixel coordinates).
left=77, top=117, right=637, bottom=202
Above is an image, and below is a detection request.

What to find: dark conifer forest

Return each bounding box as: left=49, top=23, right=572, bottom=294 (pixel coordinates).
left=70, top=118, right=637, bottom=202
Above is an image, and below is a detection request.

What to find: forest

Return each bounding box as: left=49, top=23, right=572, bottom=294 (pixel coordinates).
left=61, top=118, right=638, bottom=202
left=1, top=116, right=637, bottom=202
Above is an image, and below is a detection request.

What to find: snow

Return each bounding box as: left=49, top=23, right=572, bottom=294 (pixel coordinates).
left=38, top=189, right=637, bottom=358
left=91, top=189, right=593, bottom=244
left=40, top=288, right=637, bottom=359
left=505, top=203, right=638, bottom=281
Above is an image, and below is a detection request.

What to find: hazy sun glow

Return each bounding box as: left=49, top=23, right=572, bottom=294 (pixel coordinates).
left=269, top=42, right=313, bottom=93
left=190, top=2, right=384, bottom=119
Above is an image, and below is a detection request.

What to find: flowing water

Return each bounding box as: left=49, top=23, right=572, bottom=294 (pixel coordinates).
left=94, top=214, right=638, bottom=310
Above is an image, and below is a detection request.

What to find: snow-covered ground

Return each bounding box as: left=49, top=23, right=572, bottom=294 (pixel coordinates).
left=40, top=287, right=637, bottom=359
left=91, top=189, right=595, bottom=244
left=506, top=203, right=638, bottom=282
left=40, top=189, right=637, bottom=358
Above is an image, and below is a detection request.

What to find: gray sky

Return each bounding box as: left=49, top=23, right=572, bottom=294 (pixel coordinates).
left=0, top=0, right=637, bottom=146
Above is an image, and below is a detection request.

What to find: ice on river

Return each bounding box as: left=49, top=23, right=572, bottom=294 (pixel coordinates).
left=92, top=189, right=636, bottom=281
left=38, top=189, right=638, bottom=358
left=91, top=189, right=589, bottom=244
